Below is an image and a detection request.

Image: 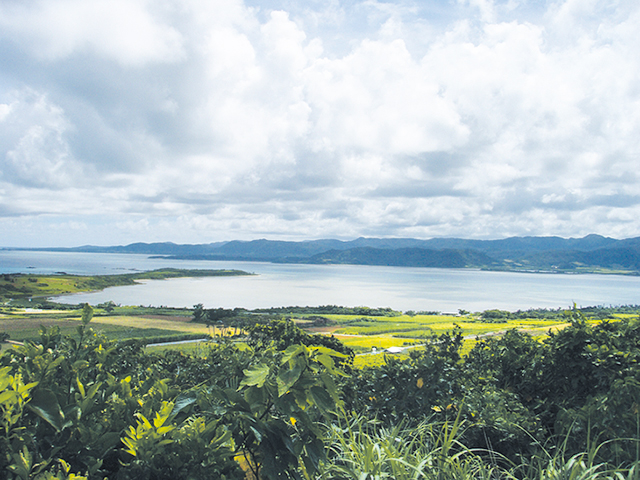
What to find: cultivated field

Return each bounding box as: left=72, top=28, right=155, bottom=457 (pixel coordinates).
left=2, top=306, right=624, bottom=368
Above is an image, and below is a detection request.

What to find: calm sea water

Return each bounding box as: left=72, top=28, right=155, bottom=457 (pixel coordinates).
left=2, top=250, right=639, bottom=312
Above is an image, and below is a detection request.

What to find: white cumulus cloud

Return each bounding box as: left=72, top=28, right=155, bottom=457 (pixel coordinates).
left=0, top=0, right=639, bottom=246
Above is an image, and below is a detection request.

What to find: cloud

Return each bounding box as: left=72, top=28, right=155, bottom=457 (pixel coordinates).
left=1, top=0, right=640, bottom=246
left=305, top=37, right=469, bottom=156
left=0, top=0, right=185, bottom=65
left=0, top=90, right=82, bottom=188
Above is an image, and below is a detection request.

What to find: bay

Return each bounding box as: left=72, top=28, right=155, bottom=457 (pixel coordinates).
left=1, top=250, right=639, bottom=312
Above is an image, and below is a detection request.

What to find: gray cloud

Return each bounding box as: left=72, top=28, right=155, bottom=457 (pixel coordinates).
left=1, top=0, right=640, bottom=247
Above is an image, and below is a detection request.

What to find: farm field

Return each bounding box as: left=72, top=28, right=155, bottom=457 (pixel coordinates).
left=314, top=312, right=622, bottom=337
left=2, top=304, right=625, bottom=363
left=288, top=311, right=625, bottom=366
left=0, top=315, right=200, bottom=344
left=0, top=306, right=206, bottom=344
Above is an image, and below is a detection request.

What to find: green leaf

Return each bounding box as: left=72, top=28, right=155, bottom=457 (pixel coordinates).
left=28, top=388, right=68, bottom=432
left=171, top=391, right=198, bottom=418
left=72, top=360, right=90, bottom=372
left=281, top=344, right=307, bottom=364
left=153, top=401, right=174, bottom=428
left=18, top=382, right=39, bottom=396
left=293, top=409, right=322, bottom=437
left=304, top=437, right=325, bottom=471
left=309, top=385, right=334, bottom=412
left=76, top=377, right=85, bottom=397
left=244, top=385, right=266, bottom=409
left=315, top=353, right=336, bottom=373
left=320, top=371, right=340, bottom=403
left=277, top=362, right=303, bottom=397
left=0, top=366, right=12, bottom=390
left=0, top=389, right=17, bottom=405
left=81, top=303, right=94, bottom=325
left=86, top=381, right=102, bottom=399
left=249, top=425, right=263, bottom=442
left=241, top=363, right=270, bottom=388
left=312, top=345, right=347, bottom=358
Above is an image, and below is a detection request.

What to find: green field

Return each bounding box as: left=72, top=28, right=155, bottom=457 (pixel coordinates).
left=288, top=310, right=627, bottom=366
left=2, top=297, right=632, bottom=368
left=295, top=312, right=577, bottom=344
left=0, top=316, right=204, bottom=345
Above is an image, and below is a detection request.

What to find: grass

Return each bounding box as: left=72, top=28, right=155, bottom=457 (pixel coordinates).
left=329, top=313, right=575, bottom=338
left=318, top=411, right=504, bottom=480
left=334, top=334, right=414, bottom=351
left=318, top=411, right=640, bottom=480
left=0, top=310, right=214, bottom=344
left=92, top=315, right=210, bottom=335
left=145, top=341, right=210, bottom=354
left=0, top=315, right=190, bottom=343
left=0, top=305, right=250, bottom=349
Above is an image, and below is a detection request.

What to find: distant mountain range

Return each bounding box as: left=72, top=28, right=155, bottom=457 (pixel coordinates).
left=8, top=234, right=640, bottom=274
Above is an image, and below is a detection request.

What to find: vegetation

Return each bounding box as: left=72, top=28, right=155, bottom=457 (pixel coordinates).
left=1, top=303, right=640, bottom=479
left=251, top=306, right=401, bottom=317
left=0, top=269, right=251, bottom=303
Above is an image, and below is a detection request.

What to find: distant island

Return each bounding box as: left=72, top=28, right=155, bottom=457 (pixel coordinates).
left=0, top=268, right=251, bottom=303
left=5, top=234, right=640, bottom=274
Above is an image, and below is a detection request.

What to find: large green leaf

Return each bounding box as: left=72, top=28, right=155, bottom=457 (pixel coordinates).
left=244, top=385, right=266, bottom=410
left=28, top=388, right=70, bottom=432
left=303, top=436, right=325, bottom=471
left=171, top=390, right=198, bottom=419
left=277, top=362, right=303, bottom=397
left=281, top=344, right=307, bottom=364
left=240, top=363, right=270, bottom=388
left=320, top=371, right=340, bottom=403
left=312, top=345, right=347, bottom=358
left=315, top=353, right=336, bottom=373
left=309, top=385, right=334, bottom=412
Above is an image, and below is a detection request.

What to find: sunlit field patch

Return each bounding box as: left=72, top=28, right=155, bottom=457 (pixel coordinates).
left=145, top=340, right=215, bottom=355
left=0, top=315, right=187, bottom=343
left=354, top=352, right=409, bottom=368
left=92, top=315, right=211, bottom=335
left=333, top=319, right=509, bottom=340
left=333, top=334, right=413, bottom=352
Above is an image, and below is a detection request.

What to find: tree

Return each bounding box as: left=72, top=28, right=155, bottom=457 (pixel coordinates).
left=81, top=303, right=94, bottom=325
left=192, top=303, right=205, bottom=323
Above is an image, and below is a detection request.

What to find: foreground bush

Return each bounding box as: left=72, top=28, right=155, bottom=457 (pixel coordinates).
left=2, top=308, right=640, bottom=478
left=0, top=318, right=347, bottom=479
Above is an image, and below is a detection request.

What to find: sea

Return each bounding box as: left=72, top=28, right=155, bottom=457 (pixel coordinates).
left=1, top=249, right=639, bottom=313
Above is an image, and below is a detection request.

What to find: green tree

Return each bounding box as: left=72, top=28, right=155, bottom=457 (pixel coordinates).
left=80, top=304, right=93, bottom=325
left=192, top=303, right=205, bottom=323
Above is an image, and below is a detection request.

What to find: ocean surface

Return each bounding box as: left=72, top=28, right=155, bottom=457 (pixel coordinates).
left=1, top=249, right=639, bottom=312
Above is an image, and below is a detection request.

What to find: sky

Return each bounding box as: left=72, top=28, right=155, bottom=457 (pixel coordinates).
left=1, top=0, right=639, bottom=247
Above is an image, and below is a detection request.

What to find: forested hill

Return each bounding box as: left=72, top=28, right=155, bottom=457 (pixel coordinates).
left=8, top=234, right=640, bottom=274
left=300, top=247, right=501, bottom=269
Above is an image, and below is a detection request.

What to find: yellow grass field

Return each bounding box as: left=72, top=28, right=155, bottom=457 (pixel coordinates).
left=92, top=315, right=211, bottom=335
